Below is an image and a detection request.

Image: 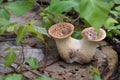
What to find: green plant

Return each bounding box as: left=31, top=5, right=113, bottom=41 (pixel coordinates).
left=103, top=0, right=120, bottom=37
left=0, top=1, right=51, bottom=79
left=28, top=57, right=39, bottom=70
left=4, top=47, right=18, bottom=67
left=41, top=0, right=110, bottom=30
left=0, top=74, right=53, bottom=80
left=35, top=76, right=53, bottom=80
left=92, top=67, right=102, bottom=80
left=41, top=0, right=120, bottom=38
left=16, top=20, right=49, bottom=45
left=0, top=0, right=34, bottom=34
left=0, top=74, right=22, bottom=80
left=0, top=0, right=119, bottom=79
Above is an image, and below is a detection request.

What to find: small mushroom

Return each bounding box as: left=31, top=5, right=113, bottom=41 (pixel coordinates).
left=48, top=22, right=106, bottom=64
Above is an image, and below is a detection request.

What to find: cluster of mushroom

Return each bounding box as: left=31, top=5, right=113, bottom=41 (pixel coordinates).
left=48, top=22, right=106, bottom=64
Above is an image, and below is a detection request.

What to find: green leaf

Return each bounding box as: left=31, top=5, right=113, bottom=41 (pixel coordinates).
left=5, top=74, right=22, bottom=80
left=7, top=23, right=19, bottom=32
left=0, top=76, right=4, bottom=80
left=50, top=0, right=60, bottom=4
left=36, top=34, right=44, bottom=41
left=47, top=12, right=69, bottom=23
left=72, top=31, right=82, bottom=39
left=42, top=16, right=53, bottom=29
left=0, top=8, right=10, bottom=20
left=0, top=17, right=9, bottom=26
left=5, top=0, right=34, bottom=16
left=110, top=11, right=119, bottom=16
left=28, top=57, right=38, bottom=69
left=4, top=52, right=16, bottom=67
left=16, top=26, right=26, bottom=45
left=104, top=17, right=118, bottom=29
left=0, top=17, right=10, bottom=34
left=115, top=25, right=120, bottom=29
left=0, top=0, right=3, bottom=3
left=93, top=74, right=102, bottom=80
left=108, top=1, right=114, bottom=8
left=80, top=0, right=110, bottom=31
left=27, top=26, right=45, bottom=41
left=106, top=31, right=113, bottom=38
left=35, top=76, right=53, bottom=80
left=113, top=0, right=120, bottom=4
left=113, top=29, right=120, bottom=36
left=45, top=0, right=79, bottom=13
left=92, top=68, right=100, bottom=75
left=4, top=47, right=11, bottom=52
left=115, top=6, right=120, bottom=11
left=34, top=26, right=50, bottom=37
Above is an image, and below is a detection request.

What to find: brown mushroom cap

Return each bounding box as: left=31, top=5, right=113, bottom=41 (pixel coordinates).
left=81, top=27, right=106, bottom=42
left=48, top=22, right=74, bottom=39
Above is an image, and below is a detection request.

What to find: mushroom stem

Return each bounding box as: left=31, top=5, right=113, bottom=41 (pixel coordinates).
left=55, top=37, right=98, bottom=64
left=48, top=22, right=106, bottom=64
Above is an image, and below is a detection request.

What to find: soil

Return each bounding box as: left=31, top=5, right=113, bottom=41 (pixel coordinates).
left=105, top=38, right=120, bottom=80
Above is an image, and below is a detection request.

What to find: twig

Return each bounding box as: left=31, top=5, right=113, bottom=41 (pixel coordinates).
left=42, top=42, right=48, bottom=69
left=23, top=66, right=42, bottom=77
left=41, top=58, right=59, bottom=68
left=72, top=15, right=80, bottom=23
left=21, top=42, right=25, bottom=63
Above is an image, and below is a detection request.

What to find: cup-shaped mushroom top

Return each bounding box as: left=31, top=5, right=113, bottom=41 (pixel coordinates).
left=81, top=27, right=106, bottom=42
left=48, top=22, right=74, bottom=39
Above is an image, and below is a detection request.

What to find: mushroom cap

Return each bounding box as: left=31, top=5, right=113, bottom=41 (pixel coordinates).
left=48, top=22, right=74, bottom=39
left=81, top=27, right=106, bottom=42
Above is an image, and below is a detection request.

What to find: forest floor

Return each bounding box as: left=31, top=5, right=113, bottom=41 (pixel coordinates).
left=0, top=1, right=120, bottom=80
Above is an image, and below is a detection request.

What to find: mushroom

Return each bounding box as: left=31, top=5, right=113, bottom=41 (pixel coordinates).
left=48, top=22, right=106, bottom=64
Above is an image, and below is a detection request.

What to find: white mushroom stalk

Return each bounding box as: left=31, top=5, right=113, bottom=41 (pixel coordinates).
left=48, top=22, right=106, bottom=64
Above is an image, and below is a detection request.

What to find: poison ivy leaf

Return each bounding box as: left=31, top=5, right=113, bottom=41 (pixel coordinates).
left=0, top=8, right=10, bottom=20
left=16, top=26, right=26, bottom=45
left=28, top=57, right=38, bottom=69
left=0, top=0, right=3, bottom=3
left=5, top=0, right=34, bottom=16
left=35, top=76, right=53, bottom=80
left=4, top=52, right=16, bottom=67
left=80, top=0, right=110, bottom=32
left=5, top=74, right=22, bottom=80
left=93, top=74, right=102, bottom=80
